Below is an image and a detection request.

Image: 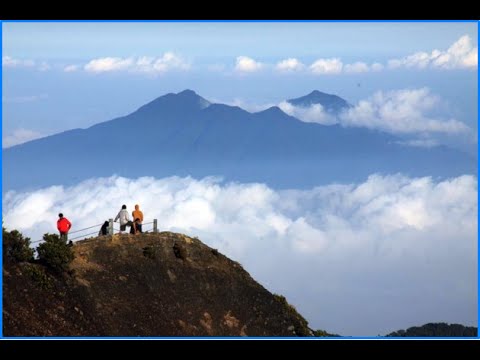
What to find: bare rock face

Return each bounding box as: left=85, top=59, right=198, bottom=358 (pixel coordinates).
left=3, top=232, right=312, bottom=337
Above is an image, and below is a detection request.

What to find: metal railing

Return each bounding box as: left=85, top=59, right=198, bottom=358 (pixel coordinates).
left=30, top=219, right=158, bottom=244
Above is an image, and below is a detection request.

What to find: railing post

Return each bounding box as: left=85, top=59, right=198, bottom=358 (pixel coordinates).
left=109, top=218, right=114, bottom=235
left=153, top=219, right=158, bottom=233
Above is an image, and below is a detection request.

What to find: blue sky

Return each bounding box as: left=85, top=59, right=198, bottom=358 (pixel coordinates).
left=1, top=21, right=478, bottom=337
left=3, top=22, right=477, bottom=59
left=2, top=22, right=478, bottom=152
left=2, top=21, right=478, bottom=153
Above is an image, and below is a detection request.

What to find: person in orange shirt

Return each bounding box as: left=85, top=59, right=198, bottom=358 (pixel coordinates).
left=132, top=204, right=144, bottom=233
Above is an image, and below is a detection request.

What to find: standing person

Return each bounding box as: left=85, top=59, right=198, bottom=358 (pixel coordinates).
left=98, top=221, right=109, bottom=236
left=114, top=205, right=134, bottom=234
left=132, top=204, right=144, bottom=233
left=57, top=213, right=72, bottom=242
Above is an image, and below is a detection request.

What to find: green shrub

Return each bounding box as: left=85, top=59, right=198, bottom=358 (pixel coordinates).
left=313, top=329, right=340, bottom=337
left=37, top=233, right=74, bottom=272
left=2, top=227, right=34, bottom=263
left=23, top=263, right=54, bottom=290
left=273, top=294, right=311, bottom=336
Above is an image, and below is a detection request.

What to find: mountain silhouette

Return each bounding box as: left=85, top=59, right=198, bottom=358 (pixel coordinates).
left=287, top=90, right=351, bottom=113
left=386, top=322, right=477, bottom=337
left=3, top=90, right=476, bottom=192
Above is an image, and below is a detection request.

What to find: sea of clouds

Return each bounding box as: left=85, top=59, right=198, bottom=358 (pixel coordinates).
left=3, top=173, right=477, bottom=336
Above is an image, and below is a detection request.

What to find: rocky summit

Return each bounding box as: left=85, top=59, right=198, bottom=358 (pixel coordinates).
left=3, top=232, right=312, bottom=337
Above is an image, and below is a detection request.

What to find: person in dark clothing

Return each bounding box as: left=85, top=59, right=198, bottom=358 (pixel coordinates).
left=129, top=218, right=141, bottom=235
left=134, top=217, right=142, bottom=234
left=99, top=221, right=109, bottom=236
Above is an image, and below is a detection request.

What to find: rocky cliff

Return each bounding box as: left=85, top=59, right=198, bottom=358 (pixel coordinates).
left=3, top=232, right=312, bottom=337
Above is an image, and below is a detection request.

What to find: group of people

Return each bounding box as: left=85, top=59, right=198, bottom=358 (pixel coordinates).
left=104, top=204, right=144, bottom=235
left=56, top=204, right=145, bottom=242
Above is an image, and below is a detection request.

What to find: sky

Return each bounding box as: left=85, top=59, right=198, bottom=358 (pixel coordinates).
left=1, top=21, right=479, bottom=336
left=2, top=22, right=478, bottom=151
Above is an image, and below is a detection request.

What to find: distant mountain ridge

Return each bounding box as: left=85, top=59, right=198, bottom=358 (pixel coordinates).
left=287, top=90, right=351, bottom=113
left=3, top=89, right=476, bottom=192
left=386, top=322, right=477, bottom=337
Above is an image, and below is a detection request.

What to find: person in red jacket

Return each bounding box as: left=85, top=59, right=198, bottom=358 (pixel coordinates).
left=57, top=213, right=72, bottom=242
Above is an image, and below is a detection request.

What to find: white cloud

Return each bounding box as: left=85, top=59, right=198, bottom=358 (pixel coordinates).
left=64, top=64, right=79, bottom=72
left=3, top=128, right=44, bottom=148
left=344, top=61, right=370, bottom=73
left=276, top=58, right=305, bottom=72
left=388, top=35, right=478, bottom=70
left=135, top=52, right=190, bottom=73
left=371, top=62, right=384, bottom=71
left=235, top=56, right=263, bottom=73
left=340, top=88, right=470, bottom=134
left=3, top=173, right=477, bottom=336
left=84, top=57, right=134, bottom=73
left=278, top=101, right=337, bottom=125
left=227, top=87, right=469, bottom=138
left=2, top=56, right=35, bottom=68
left=84, top=53, right=189, bottom=74
left=309, top=59, right=384, bottom=74
left=275, top=35, right=476, bottom=76
left=310, top=57, right=343, bottom=74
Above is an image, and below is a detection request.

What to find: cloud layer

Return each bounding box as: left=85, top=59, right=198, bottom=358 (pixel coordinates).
left=278, top=101, right=337, bottom=125
left=284, top=87, right=470, bottom=136
left=290, top=35, right=477, bottom=74
left=389, top=35, right=478, bottom=70
left=4, top=35, right=476, bottom=76
left=340, top=88, right=470, bottom=134
left=263, top=36, right=477, bottom=75
left=235, top=56, right=263, bottom=73
left=83, top=52, right=190, bottom=74
left=305, top=35, right=476, bottom=75
left=276, top=58, right=305, bottom=72
left=310, top=57, right=343, bottom=74
left=3, top=174, right=477, bottom=335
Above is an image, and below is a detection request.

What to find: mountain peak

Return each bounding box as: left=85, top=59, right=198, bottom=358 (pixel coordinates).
left=176, top=89, right=207, bottom=103
left=257, top=106, right=284, bottom=115
left=171, top=89, right=211, bottom=108
left=136, top=89, right=210, bottom=115
left=177, top=89, right=197, bottom=96
left=288, top=90, right=351, bottom=114
left=254, top=106, right=290, bottom=118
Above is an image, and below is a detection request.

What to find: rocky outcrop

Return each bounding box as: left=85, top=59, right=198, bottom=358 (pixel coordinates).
left=3, top=232, right=312, bottom=337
